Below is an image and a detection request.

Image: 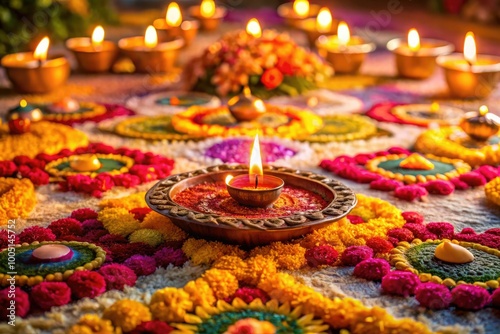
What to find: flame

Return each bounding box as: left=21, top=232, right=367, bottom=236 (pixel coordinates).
left=246, top=18, right=262, bottom=38
left=316, top=7, right=332, bottom=33
left=293, top=0, right=310, bottom=18
left=91, top=26, right=105, bottom=48
left=464, top=31, right=476, bottom=65
left=200, top=0, right=216, bottom=18
left=253, top=99, right=266, bottom=113
left=430, top=102, right=440, bottom=112
left=166, top=2, right=182, bottom=27
left=34, top=37, right=50, bottom=62
left=249, top=134, right=263, bottom=177
left=408, top=28, right=420, bottom=52
left=479, top=105, right=489, bottom=116
left=20, top=99, right=28, bottom=108
left=145, top=25, right=158, bottom=48
left=225, top=175, right=233, bottom=185
left=337, top=21, right=350, bottom=46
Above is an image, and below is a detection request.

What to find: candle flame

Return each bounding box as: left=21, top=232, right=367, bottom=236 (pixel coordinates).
left=92, top=26, right=105, bottom=48
left=166, top=2, right=183, bottom=27
left=408, top=28, right=420, bottom=52
left=253, top=99, right=266, bottom=113
left=34, top=37, right=49, bottom=62
left=200, top=0, right=216, bottom=18
left=316, top=7, right=332, bottom=33
left=293, top=0, right=310, bottom=18
left=430, top=102, right=440, bottom=112
left=479, top=105, right=489, bottom=116
left=145, top=25, right=158, bottom=48
left=20, top=99, right=27, bottom=108
left=464, top=31, right=476, bottom=65
left=246, top=18, right=262, bottom=38
left=249, top=134, right=263, bottom=177
left=337, top=21, right=350, bottom=46
left=225, top=175, right=233, bottom=185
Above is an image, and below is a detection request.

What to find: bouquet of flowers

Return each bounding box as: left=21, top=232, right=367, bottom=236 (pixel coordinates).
left=186, top=30, right=333, bottom=98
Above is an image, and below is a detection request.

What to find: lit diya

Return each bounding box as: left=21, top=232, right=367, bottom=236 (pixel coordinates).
left=278, top=0, right=321, bottom=28
left=66, top=25, right=119, bottom=73
left=146, top=136, right=357, bottom=245
left=437, top=31, right=500, bottom=99
left=297, top=7, right=339, bottom=48
left=118, top=25, right=184, bottom=73
left=153, top=2, right=199, bottom=47
left=1, top=37, right=70, bottom=94
left=386, top=28, right=454, bottom=79
left=188, top=0, right=227, bottom=31
left=316, top=21, right=375, bottom=74
left=225, top=135, right=284, bottom=208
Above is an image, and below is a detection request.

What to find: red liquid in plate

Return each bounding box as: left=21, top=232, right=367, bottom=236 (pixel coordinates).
left=173, top=182, right=328, bottom=219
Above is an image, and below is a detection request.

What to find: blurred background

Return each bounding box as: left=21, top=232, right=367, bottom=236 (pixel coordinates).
left=1, top=0, right=499, bottom=56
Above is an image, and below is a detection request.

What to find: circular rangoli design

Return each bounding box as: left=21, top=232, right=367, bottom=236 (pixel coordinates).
left=299, top=114, right=379, bottom=143
left=391, top=239, right=500, bottom=288
left=113, top=115, right=198, bottom=141
left=171, top=105, right=323, bottom=138
left=45, top=153, right=135, bottom=178
left=366, top=102, right=463, bottom=127
left=0, top=241, right=106, bottom=286
left=366, top=153, right=471, bottom=184
left=174, top=298, right=328, bottom=334
left=415, top=126, right=500, bottom=166
left=126, top=91, right=221, bottom=115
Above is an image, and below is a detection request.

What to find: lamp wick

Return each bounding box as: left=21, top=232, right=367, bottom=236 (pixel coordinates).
left=255, top=175, right=259, bottom=189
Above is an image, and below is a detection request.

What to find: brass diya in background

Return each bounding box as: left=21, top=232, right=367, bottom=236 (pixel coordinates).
left=188, top=0, right=226, bottom=31
left=437, top=32, right=500, bottom=99
left=118, top=25, right=184, bottom=73
left=297, top=7, right=339, bottom=48
left=153, top=2, right=199, bottom=47
left=386, top=28, right=454, bottom=79
left=1, top=37, right=70, bottom=94
left=316, top=21, right=375, bottom=74
left=227, top=87, right=267, bottom=122
left=66, top=26, right=119, bottom=73
left=459, top=105, right=500, bottom=142
left=278, top=0, right=321, bottom=28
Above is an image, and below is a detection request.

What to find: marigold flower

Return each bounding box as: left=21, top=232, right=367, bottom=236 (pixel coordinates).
left=103, top=299, right=152, bottom=332
left=202, top=269, right=239, bottom=300
left=150, top=287, right=193, bottom=322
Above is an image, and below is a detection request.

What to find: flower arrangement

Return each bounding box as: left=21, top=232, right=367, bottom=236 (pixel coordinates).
left=0, top=143, right=175, bottom=197
left=0, top=178, right=36, bottom=224
left=485, top=177, right=500, bottom=207
left=0, top=121, right=88, bottom=160
left=186, top=30, right=333, bottom=98
left=320, top=146, right=499, bottom=201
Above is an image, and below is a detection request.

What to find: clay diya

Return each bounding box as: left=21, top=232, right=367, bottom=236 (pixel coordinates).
left=437, top=31, right=500, bottom=98
left=386, top=28, right=454, bottom=79
left=66, top=25, right=119, bottom=73
left=1, top=37, right=70, bottom=94
left=147, top=164, right=355, bottom=246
